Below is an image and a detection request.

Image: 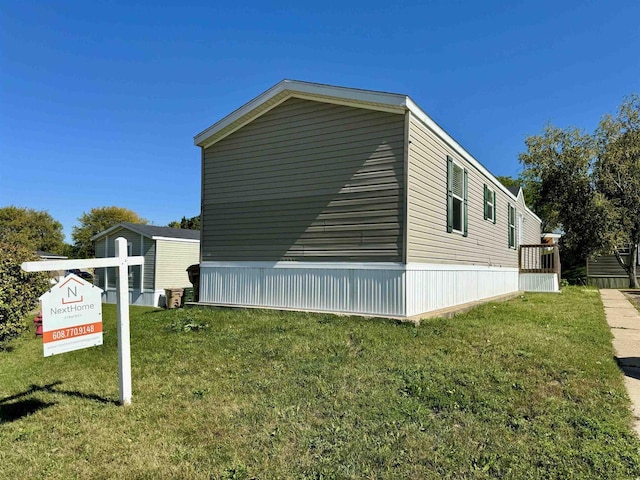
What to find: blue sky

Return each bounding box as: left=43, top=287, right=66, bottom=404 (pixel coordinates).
left=2, top=1, right=638, bottom=243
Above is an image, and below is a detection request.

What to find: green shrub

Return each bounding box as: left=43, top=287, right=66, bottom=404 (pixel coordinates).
left=0, top=242, right=49, bottom=347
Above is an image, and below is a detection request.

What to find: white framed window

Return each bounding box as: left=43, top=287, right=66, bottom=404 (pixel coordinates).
left=447, top=156, right=468, bottom=236
left=484, top=185, right=496, bottom=224
left=508, top=203, right=516, bottom=249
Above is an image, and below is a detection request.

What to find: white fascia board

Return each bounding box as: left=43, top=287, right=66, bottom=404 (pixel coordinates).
left=151, top=236, right=200, bottom=243
left=90, top=223, right=127, bottom=241
left=200, top=261, right=518, bottom=272
left=200, top=260, right=406, bottom=270
left=194, top=79, right=408, bottom=147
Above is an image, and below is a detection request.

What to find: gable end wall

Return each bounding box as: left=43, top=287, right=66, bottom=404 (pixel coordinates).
left=201, top=97, right=406, bottom=262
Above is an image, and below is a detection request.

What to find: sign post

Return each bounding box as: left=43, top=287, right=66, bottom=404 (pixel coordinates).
left=115, top=238, right=132, bottom=405
left=22, top=237, right=143, bottom=406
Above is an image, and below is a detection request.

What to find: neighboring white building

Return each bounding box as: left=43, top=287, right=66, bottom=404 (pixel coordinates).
left=92, top=223, right=200, bottom=307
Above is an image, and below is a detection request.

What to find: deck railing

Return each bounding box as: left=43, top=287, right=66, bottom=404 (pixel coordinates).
left=519, top=244, right=560, bottom=275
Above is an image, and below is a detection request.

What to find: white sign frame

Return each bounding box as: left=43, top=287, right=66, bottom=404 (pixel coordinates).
left=22, top=237, right=143, bottom=406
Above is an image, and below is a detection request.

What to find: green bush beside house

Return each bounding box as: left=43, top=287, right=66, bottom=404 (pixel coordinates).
left=0, top=242, right=49, bottom=347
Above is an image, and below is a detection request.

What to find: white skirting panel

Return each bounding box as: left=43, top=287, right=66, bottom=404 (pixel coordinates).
left=200, top=263, right=406, bottom=317
left=519, top=273, right=559, bottom=293
left=102, top=289, right=164, bottom=307
left=200, top=262, right=521, bottom=318
left=405, top=264, right=519, bottom=317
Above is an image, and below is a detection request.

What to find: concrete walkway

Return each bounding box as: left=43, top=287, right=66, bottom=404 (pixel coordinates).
left=600, top=289, right=640, bottom=436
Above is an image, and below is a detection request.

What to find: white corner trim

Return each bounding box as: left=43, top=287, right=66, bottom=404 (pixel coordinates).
left=151, top=236, right=200, bottom=243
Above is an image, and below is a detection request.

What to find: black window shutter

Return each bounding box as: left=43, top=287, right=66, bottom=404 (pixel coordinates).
left=463, top=168, right=468, bottom=237
left=447, top=157, right=453, bottom=233
left=507, top=202, right=512, bottom=248
left=483, top=184, right=488, bottom=220
left=493, top=191, right=497, bottom=224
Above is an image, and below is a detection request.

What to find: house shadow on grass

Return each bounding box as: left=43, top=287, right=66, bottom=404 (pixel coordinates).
left=0, top=381, right=118, bottom=423
left=615, top=357, right=640, bottom=381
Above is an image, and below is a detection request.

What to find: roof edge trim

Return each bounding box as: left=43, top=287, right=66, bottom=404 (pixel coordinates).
left=194, top=79, right=409, bottom=147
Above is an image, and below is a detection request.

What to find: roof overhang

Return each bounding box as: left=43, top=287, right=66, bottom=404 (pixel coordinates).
left=194, top=80, right=409, bottom=149
left=194, top=79, right=541, bottom=218
left=91, top=223, right=130, bottom=241
left=151, top=236, right=199, bottom=243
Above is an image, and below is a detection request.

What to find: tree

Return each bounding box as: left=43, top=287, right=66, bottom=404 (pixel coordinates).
left=0, top=242, right=49, bottom=347
left=72, top=206, right=147, bottom=258
left=519, top=94, right=640, bottom=287
left=594, top=94, right=640, bottom=287
left=495, top=175, right=520, bottom=190
left=168, top=215, right=200, bottom=230
left=496, top=175, right=543, bottom=227
left=0, top=206, right=65, bottom=254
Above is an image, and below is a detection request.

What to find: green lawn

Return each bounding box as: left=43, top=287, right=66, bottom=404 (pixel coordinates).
left=1, top=287, right=639, bottom=479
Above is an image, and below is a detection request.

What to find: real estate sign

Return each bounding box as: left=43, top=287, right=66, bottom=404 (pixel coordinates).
left=40, top=274, right=104, bottom=357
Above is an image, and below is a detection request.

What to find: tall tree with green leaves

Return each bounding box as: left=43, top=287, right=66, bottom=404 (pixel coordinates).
left=594, top=94, right=640, bottom=287
left=72, top=206, right=147, bottom=258
left=495, top=175, right=544, bottom=228
left=519, top=94, right=640, bottom=287
left=167, top=215, right=200, bottom=230
left=0, top=206, right=65, bottom=254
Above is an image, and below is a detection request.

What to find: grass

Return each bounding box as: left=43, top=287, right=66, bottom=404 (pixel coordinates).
left=1, top=287, right=639, bottom=479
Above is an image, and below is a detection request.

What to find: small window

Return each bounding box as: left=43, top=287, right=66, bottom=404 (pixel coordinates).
left=484, top=185, right=496, bottom=223
left=447, top=156, right=468, bottom=236
left=508, top=203, right=516, bottom=249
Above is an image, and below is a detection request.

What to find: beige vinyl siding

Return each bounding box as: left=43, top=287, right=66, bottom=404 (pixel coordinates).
left=406, top=114, right=541, bottom=267
left=202, top=97, right=405, bottom=261
left=154, top=240, right=200, bottom=290
left=515, top=194, right=542, bottom=246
